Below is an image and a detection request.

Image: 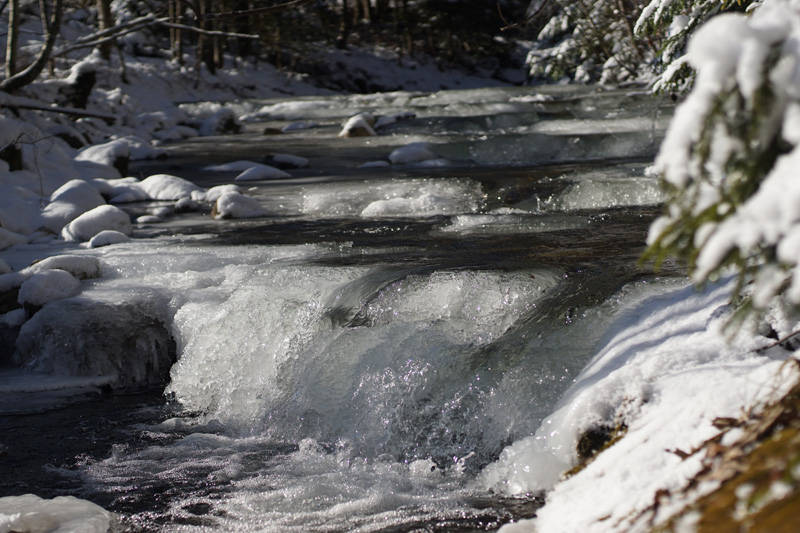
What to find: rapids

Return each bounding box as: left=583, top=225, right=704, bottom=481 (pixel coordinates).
left=0, top=85, right=678, bottom=531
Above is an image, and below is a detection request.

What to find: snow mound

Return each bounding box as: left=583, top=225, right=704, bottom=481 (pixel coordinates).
left=61, top=205, right=133, bottom=242
left=18, top=270, right=81, bottom=307
left=234, top=164, right=291, bottom=181
left=136, top=174, right=203, bottom=201
left=24, top=255, right=101, bottom=280
left=88, top=230, right=130, bottom=248
left=204, top=184, right=240, bottom=203
left=388, top=142, right=438, bottom=164
left=339, top=113, right=377, bottom=137
left=213, top=192, right=268, bottom=219
left=75, top=139, right=130, bottom=168
left=38, top=179, right=105, bottom=234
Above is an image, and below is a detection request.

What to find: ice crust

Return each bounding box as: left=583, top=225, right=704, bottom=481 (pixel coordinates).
left=0, top=494, right=114, bottom=533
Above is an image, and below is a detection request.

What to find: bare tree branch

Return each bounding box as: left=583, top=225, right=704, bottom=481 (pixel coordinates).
left=160, top=21, right=260, bottom=39
left=193, top=0, right=316, bottom=21
left=0, top=0, right=64, bottom=92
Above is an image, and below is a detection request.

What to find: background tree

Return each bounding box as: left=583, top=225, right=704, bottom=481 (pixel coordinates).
left=0, top=0, right=64, bottom=93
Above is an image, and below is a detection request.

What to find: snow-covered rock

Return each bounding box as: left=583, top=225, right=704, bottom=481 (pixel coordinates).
left=75, top=139, right=131, bottom=174
left=388, top=142, right=439, bottom=164
left=24, top=255, right=101, bottom=279
left=339, top=113, right=377, bottom=137
left=234, top=164, right=291, bottom=181
left=61, top=205, right=133, bottom=242
left=13, top=289, right=177, bottom=392
left=88, top=230, right=130, bottom=248
left=213, top=191, right=268, bottom=219
left=38, top=179, right=106, bottom=233
left=204, top=184, right=240, bottom=203
left=136, top=174, right=203, bottom=201
left=18, top=270, right=81, bottom=307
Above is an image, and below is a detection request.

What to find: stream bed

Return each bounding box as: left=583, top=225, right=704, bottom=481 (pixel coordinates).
left=0, top=85, right=680, bottom=531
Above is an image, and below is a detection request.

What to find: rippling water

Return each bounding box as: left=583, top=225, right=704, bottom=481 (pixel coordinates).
left=0, top=85, right=679, bottom=531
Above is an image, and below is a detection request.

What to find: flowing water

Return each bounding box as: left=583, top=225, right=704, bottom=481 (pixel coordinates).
left=0, top=86, right=680, bottom=531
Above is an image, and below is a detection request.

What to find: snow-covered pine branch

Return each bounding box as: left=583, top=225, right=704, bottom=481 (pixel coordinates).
left=644, top=0, right=800, bottom=311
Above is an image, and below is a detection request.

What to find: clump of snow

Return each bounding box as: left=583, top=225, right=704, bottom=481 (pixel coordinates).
left=339, top=113, right=377, bottom=137
left=75, top=139, right=130, bottom=168
left=235, top=164, right=291, bottom=181
left=213, top=192, right=268, bottom=219
left=203, top=184, right=240, bottom=203
left=0, top=494, right=114, bottom=533
left=205, top=161, right=262, bottom=172
left=88, top=230, right=130, bottom=248
left=136, top=174, right=203, bottom=201
left=38, top=179, right=106, bottom=233
left=18, top=270, right=81, bottom=307
left=23, top=255, right=101, bottom=280
left=61, top=205, right=133, bottom=242
left=388, top=142, right=439, bottom=164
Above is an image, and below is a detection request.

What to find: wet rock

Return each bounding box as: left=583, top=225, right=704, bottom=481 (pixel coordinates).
left=13, top=290, right=177, bottom=393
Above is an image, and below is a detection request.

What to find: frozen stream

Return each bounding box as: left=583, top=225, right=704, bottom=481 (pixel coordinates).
left=0, top=86, right=680, bottom=531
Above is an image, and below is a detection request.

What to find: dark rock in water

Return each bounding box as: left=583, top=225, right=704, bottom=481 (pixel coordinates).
left=13, top=290, right=177, bottom=393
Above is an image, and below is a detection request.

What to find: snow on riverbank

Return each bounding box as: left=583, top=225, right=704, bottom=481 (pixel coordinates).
left=488, top=279, right=800, bottom=531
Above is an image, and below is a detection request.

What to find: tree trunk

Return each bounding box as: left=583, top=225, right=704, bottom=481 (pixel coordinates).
left=0, top=0, right=64, bottom=93
left=5, top=0, right=19, bottom=78
left=96, top=0, right=114, bottom=60
left=337, top=0, right=350, bottom=49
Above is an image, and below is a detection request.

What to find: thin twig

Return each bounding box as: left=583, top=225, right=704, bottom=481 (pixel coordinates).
left=192, top=0, right=316, bottom=21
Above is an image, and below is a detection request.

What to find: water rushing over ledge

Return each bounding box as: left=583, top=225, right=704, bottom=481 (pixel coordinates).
left=0, top=86, right=688, bottom=531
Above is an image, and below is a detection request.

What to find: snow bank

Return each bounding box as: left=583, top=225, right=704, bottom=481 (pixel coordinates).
left=61, top=205, right=133, bottom=242
left=483, top=279, right=796, bottom=532
left=0, top=494, right=114, bottom=533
